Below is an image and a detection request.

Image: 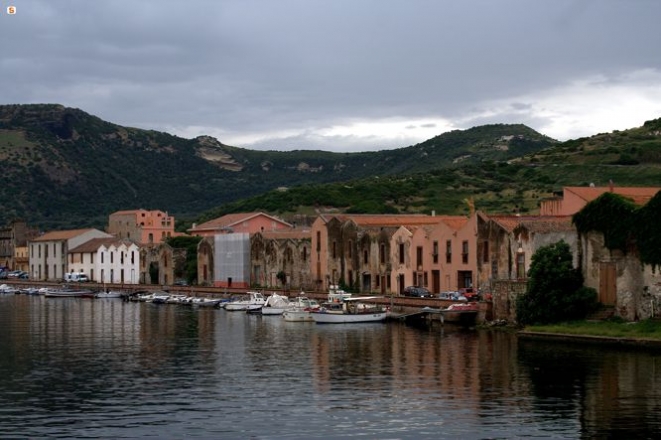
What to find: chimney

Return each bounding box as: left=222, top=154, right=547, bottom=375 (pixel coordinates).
left=609, top=179, right=614, bottom=192
left=431, top=210, right=436, bottom=217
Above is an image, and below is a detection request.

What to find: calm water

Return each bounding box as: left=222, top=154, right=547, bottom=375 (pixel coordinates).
left=1, top=294, right=660, bottom=439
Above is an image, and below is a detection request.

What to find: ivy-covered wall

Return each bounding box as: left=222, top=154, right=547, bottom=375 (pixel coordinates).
left=575, top=192, right=661, bottom=320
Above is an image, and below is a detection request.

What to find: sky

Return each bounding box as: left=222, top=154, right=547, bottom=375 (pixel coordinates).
left=2, top=0, right=661, bottom=152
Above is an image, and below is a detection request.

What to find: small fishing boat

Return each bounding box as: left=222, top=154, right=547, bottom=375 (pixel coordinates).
left=282, top=296, right=321, bottom=322
left=225, top=291, right=266, bottom=311
left=43, top=287, right=94, bottom=298
left=310, top=297, right=387, bottom=324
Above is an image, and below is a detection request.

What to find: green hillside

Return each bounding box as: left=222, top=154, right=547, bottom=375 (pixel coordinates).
left=200, top=118, right=661, bottom=224
left=0, top=104, right=555, bottom=229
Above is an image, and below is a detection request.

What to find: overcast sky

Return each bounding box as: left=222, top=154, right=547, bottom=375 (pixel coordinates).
left=2, top=0, right=661, bottom=152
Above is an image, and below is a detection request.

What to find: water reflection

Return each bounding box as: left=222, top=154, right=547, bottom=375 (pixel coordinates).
left=0, top=295, right=659, bottom=438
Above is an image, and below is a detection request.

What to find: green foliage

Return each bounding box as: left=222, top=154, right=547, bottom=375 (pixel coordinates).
left=634, top=192, right=661, bottom=268
left=516, top=241, right=598, bottom=325
left=573, top=193, right=637, bottom=252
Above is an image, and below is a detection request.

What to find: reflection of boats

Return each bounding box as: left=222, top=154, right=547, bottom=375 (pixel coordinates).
left=225, top=291, right=266, bottom=311
left=282, top=296, right=320, bottom=322
left=311, top=297, right=387, bottom=324
left=261, top=293, right=290, bottom=315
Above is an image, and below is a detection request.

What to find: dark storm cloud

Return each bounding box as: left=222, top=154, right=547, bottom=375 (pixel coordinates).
left=2, top=0, right=661, bottom=150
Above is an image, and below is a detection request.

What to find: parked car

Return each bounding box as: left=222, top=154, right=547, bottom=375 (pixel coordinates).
left=402, top=286, right=433, bottom=298
left=18, top=272, right=29, bottom=279
left=0, top=270, right=7, bottom=279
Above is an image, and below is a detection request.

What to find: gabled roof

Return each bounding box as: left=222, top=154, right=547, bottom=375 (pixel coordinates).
left=31, top=228, right=98, bottom=242
left=260, top=230, right=311, bottom=240
left=68, top=237, right=136, bottom=253
left=189, top=212, right=292, bottom=232
left=489, top=215, right=573, bottom=233
left=566, top=186, right=660, bottom=206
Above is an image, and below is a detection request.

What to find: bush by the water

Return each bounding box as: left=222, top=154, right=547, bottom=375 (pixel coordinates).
left=516, top=241, right=598, bottom=325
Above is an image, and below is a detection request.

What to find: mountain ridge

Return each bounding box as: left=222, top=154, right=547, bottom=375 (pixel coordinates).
left=2, top=103, right=659, bottom=229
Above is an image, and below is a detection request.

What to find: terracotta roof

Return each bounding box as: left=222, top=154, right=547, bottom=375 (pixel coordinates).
left=489, top=215, right=574, bottom=233
left=69, top=238, right=136, bottom=253
left=437, top=216, right=469, bottom=230
left=261, top=230, right=311, bottom=240
left=31, top=228, right=97, bottom=242
left=325, top=214, right=462, bottom=228
left=190, top=212, right=292, bottom=232
left=566, top=186, right=660, bottom=206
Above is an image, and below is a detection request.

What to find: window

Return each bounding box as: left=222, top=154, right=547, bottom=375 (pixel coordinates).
left=399, top=243, right=405, bottom=264
left=517, top=252, right=526, bottom=279
left=302, top=247, right=307, bottom=262
left=316, top=231, right=321, bottom=252
left=483, top=241, right=489, bottom=263
left=446, top=240, right=452, bottom=264
left=131, top=251, right=135, bottom=264
left=380, top=244, right=385, bottom=264
left=348, top=240, right=353, bottom=258
left=110, top=252, right=114, bottom=264
left=462, top=240, right=469, bottom=264
left=101, top=252, right=104, bottom=264
left=433, top=241, right=439, bottom=264
left=363, top=250, right=368, bottom=265
left=416, top=246, right=423, bottom=268
left=332, top=241, right=337, bottom=259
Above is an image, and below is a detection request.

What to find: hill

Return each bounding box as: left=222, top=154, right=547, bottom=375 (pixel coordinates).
left=0, top=104, right=554, bottom=229
left=199, top=118, right=661, bottom=223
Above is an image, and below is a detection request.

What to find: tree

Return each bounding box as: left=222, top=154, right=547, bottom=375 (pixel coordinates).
left=516, top=241, right=598, bottom=325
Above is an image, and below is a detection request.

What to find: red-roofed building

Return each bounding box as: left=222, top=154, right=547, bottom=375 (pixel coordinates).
left=311, top=213, right=478, bottom=294
left=29, top=228, right=113, bottom=281
left=108, top=209, right=177, bottom=244
left=188, top=212, right=292, bottom=237
left=192, top=212, right=295, bottom=288
left=540, top=186, right=661, bottom=216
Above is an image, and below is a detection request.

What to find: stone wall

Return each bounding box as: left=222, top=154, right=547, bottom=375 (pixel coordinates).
left=492, top=280, right=527, bottom=322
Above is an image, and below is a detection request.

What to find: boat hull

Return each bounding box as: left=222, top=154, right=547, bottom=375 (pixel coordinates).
left=283, top=309, right=315, bottom=322
left=311, top=311, right=387, bottom=324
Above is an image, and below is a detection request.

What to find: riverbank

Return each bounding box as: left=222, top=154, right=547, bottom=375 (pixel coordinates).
left=519, top=319, right=661, bottom=349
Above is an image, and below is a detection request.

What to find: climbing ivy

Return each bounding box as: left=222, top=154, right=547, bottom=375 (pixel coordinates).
left=573, top=191, right=661, bottom=269
left=572, top=192, right=637, bottom=253
left=635, top=192, right=661, bottom=268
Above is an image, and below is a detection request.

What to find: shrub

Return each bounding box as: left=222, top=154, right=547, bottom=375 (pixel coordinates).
left=516, top=241, right=599, bottom=325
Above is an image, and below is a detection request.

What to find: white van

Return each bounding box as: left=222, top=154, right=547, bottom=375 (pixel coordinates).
left=64, top=272, right=89, bottom=283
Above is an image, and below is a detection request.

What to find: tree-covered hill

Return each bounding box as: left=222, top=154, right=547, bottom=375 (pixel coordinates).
left=198, top=117, right=661, bottom=225
left=0, top=104, right=556, bottom=229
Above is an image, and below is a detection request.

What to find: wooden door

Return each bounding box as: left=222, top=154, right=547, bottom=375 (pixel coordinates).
left=599, top=262, right=616, bottom=305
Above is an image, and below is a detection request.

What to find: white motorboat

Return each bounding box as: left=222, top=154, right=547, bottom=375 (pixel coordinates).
left=95, top=290, right=123, bottom=299
left=0, top=284, right=19, bottom=294
left=282, top=296, right=320, bottom=322
left=310, top=297, right=387, bottom=324
left=260, top=293, right=291, bottom=315
left=224, top=291, right=266, bottom=311
left=190, top=297, right=223, bottom=307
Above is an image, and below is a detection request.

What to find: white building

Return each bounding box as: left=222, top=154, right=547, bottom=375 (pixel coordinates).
left=68, top=237, right=140, bottom=284
left=29, top=228, right=112, bottom=281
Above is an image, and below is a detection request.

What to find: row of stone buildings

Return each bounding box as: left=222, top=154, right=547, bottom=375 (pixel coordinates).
left=3, top=185, right=661, bottom=320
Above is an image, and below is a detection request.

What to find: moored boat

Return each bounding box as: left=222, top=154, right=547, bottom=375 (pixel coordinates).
left=43, top=288, right=94, bottom=298
left=282, top=296, right=320, bottom=322
left=260, top=292, right=291, bottom=315
left=310, top=297, right=387, bottom=324
left=224, top=291, right=266, bottom=311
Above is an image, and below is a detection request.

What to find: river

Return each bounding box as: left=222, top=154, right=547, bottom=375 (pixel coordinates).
left=0, top=294, right=659, bottom=439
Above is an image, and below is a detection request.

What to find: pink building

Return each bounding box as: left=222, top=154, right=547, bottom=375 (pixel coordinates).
left=188, top=212, right=292, bottom=237
left=540, top=186, right=660, bottom=216
left=108, top=209, right=176, bottom=244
